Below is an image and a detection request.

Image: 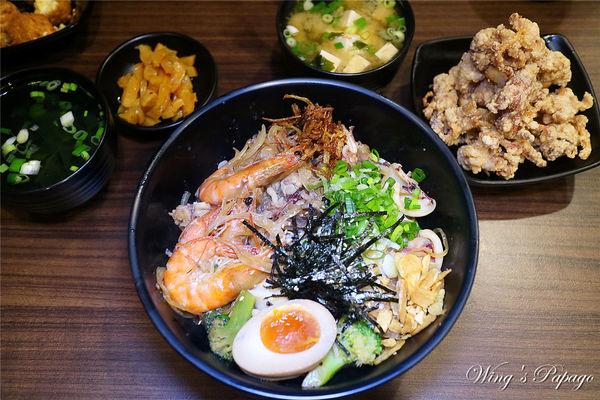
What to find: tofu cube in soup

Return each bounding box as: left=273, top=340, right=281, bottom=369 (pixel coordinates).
left=319, top=50, right=341, bottom=71
left=343, top=55, right=371, bottom=73
left=340, top=10, right=362, bottom=28
left=375, top=42, right=398, bottom=63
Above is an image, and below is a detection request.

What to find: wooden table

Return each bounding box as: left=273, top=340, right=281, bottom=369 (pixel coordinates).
left=2, top=1, right=599, bottom=399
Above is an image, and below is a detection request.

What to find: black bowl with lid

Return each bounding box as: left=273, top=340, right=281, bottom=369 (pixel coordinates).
left=1, top=67, right=115, bottom=214
left=276, top=0, right=415, bottom=90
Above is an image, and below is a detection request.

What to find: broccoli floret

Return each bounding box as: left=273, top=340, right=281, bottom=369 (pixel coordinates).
left=302, top=319, right=382, bottom=388
left=203, top=290, right=255, bottom=361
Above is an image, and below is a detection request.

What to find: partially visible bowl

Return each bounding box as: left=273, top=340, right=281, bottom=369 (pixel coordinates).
left=128, top=79, right=478, bottom=399
left=0, top=0, right=92, bottom=59
left=96, top=32, right=217, bottom=137
left=1, top=67, right=115, bottom=214
left=276, top=0, right=415, bottom=90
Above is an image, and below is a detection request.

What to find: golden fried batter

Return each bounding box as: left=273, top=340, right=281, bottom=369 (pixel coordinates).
left=34, top=0, right=72, bottom=26
left=423, top=13, right=594, bottom=179
left=4, top=8, right=55, bottom=45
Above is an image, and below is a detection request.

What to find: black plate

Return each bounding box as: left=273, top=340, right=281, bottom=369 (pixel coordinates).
left=0, top=0, right=92, bottom=58
left=411, top=34, right=600, bottom=187
left=128, top=79, right=478, bottom=399
left=276, top=0, right=415, bottom=91
left=96, top=32, right=217, bottom=137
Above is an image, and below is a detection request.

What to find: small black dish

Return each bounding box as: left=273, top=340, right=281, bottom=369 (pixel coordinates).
left=0, top=0, right=92, bottom=59
left=276, top=0, right=415, bottom=90
left=1, top=67, right=115, bottom=214
left=96, top=32, right=217, bottom=137
left=129, top=78, right=478, bottom=399
left=411, top=34, right=600, bottom=187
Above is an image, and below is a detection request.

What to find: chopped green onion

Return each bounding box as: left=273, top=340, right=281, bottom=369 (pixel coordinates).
left=63, top=125, right=77, bottom=134
left=2, top=142, right=16, bottom=156
left=60, top=82, right=70, bottom=93
left=30, top=91, right=45, bottom=101
left=334, top=42, right=344, bottom=49
left=46, top=80, right=61, bottom=91
left=72, top=144, right=91, bottom=157
left=90, top=136, right=100, bottom=146
left=69, top=165, right=79, bottom=172
left=384, top=0, right=396, bottom=8
left=80, top=151, right=90, bottom=161
left=412, top=167, right=426, bottom=183
left=0, top=163, right=8, bottom=173
left=6, top=173, right=29, bottom=185
left=8, top=157, right=26, bottom=173
left=390, top=223, right=404, bottom=242
left=369, top=149, right=380, bottom=162
left=354, top=17, right=367, bottom=30
left=303, top=0, right=313, bottom=11
left=16, top=129, right=29, bottom=144
left=322, top=13, right=333, bottom=24
left=95, top=126, right=105, bottom=138
left=83, top=110, right=88, bottom=117
left=69, top=83, right=78, bottom=91
left=1, top=127, right=12, bottom=135
left=73, top=130, right=88, bottom=141
left=283, top=29, right=292, bottom=38
left=286, top=37, right=297, bottom=47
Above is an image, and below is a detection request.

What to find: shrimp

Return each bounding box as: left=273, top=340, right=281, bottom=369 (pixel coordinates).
left=197, top=152, right=301, bottom=205
left=161, top=237, right=268, bottom=314
left=178, top=199, right=255, bottom=244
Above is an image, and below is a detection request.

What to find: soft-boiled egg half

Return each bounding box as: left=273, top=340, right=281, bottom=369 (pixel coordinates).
left=232, top=299, right=336, bottom=380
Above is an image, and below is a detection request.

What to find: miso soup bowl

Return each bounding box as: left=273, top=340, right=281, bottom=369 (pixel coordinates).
left=128, top=79, right=478, bottom=398
left=276, top=0, right=415, bottom=90
left=0, top=68, right=115, bottom=214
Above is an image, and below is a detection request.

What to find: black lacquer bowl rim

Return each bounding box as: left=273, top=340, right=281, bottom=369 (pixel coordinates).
left=410, top=34, right=600, bottom=187
left=128, top=78, right=478, bottom=399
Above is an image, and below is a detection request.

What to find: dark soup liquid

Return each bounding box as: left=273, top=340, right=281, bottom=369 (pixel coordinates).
left=1, top=79, right=105, bottom=190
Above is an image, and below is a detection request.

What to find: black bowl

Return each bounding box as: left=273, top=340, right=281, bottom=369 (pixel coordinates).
left=0, top=0, right=92, bottom=59
left=1, top=67, right=115, bottom=214
left=128, top=79, right=478, bottom=398
left=96, top=32, right=217, bottom=137
left=276, top=1, right=415, bottom=90
left=411, top=34, right=600, bottom=187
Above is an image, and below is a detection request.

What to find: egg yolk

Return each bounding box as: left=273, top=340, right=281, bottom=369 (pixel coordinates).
left=260, top=306, right=320, bottom=354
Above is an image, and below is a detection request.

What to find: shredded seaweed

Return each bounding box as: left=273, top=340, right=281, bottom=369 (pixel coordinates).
left=243, top=203, right=402, bottom=323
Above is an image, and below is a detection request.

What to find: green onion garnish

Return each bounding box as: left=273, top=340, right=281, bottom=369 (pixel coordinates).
left=83, top=110, right=88, bottom=117
left=63, top=125, right=77, bottom=134
left=354, top=17, right=367, bottom=30
left=286, top=37, right=297, bottom=47
left=69, top=165, right=79, bottom=172
left=60, top=82, right=70, bottom=93
left=1, top=127, right=11, bottom=135
left=72, top=144, right=91, bottom=157
left=369, top=149, right=380, bottom=162
left=95, top=126, right=104, bottom=138
left=80, top=151, right=90, bottom=161
left=8, top=157, right=26, bottom=173
left=283, top=29, right=292, bottom=38
left=0, top=163, right=8, bottom=173
left=46, top=80, right=61, bottom=91
left=69, top=83, right=78, bottom=91
left=6, top=173, right=29, bottom=185
left=334, top=42, right=344, bottom=49
left=73, top=130, right=88, bottom=141
left=383, top=0, right=396, bottom=8
left=322, top=13, right=333, bottom=24
left=411, top=167, right=426, bottom=183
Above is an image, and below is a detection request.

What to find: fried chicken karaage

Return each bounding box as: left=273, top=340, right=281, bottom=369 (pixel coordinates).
left=0, top=0, right=73, bottom=47
left=423, top=13, right=594, bottom=179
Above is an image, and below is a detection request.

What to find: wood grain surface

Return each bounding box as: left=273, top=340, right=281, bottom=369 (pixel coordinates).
left=1, top=1, right=599, bottom=399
